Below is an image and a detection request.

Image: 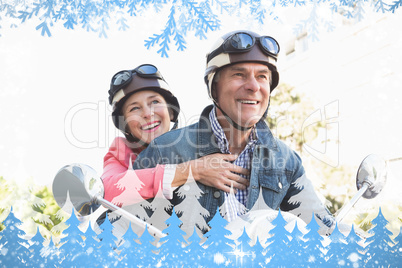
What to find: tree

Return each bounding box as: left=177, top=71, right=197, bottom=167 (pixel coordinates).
left=219, top=186, right=248, bottom=222
left=0, top=208, right=30, bottom=267
left=31, top=185, right=63, bottom=231
left=110, top=167, right=151, bottom=231
left=391, top=225, right=402, bottom=267
left=175, top=168, right=210, bottom=240
left=0, top=177, right=59, bottom=236
left=287, top=173, right=334, bottom=229
left=118, top=222, right=140, bottom=266
left=302, top=213, right=326, bottom=266
left=252, top=236, right=267, bottom=267
left=363, top=208, right=395, bottom=267
left=27, top=226, right=47, bottom=267
left=288, top=221, right=306, bottom=267
left=137, top=225, right=158, bottom=267
left=158, top=207, right=187, bottom=267
left=109, top=168, right=146, bottom=207
left=325, top=223, right=348, bottom=266
left=267, top=83, right=322, bottom=153
left=249, top=188, right=273, bottom=212
left=267, top=83, right=355, bottom=216
left=202, top=208, right=235, bottom=266
left=265, top=210, right=292, bottom=266
left=231, top=227, right=255, bottom=267
left=246, top=189, right=276, bottom=246
left=58, top=209, right=86, bottom=267
left=183, top=227, right=205, bottom=267
left=146, top=181, right=173, bottom=239
left=76, top=220, right=102, bottom=267
left=343, top=224, right=365, bottom=267
left=39, top=236, right=62, bottom=267
left=96, top=212, right=120, bottom=264
left=287, top=220, right=307, bottom=267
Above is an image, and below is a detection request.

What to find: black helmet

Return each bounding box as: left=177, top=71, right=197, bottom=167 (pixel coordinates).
left=108, top=64, right=180, bottom=139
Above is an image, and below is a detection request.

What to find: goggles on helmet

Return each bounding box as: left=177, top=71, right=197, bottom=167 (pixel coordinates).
left=207, top=32, right=280, bottom=63
left=108, top=64, right=164, bottom=104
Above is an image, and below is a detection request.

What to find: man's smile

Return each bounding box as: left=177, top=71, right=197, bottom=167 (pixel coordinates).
left=237, top=99, right=260, bottom=105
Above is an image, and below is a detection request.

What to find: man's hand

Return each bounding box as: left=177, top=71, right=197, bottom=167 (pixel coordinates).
left=189, top=153, right=250, bottom=194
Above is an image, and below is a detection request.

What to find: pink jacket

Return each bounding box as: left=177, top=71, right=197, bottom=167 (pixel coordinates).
left=101, top=137, right=166, bottom=206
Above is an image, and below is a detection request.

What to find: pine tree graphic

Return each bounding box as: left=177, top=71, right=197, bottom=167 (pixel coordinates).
left=110, top=167, right=146, bottom=207
left=184, top=227, right=205, bottom=266
left=363, top=207, right=395, bottom=267
left=343, top=224, right=365, bottom=267
left=146, top=181, right=173, bottom=240
left=391, top=225, right=402, bottom=267
left=265, top=210, right=292, bottom=266
left=326, top=222, right=348, bottom=266
left=202, top=208, right=235, bottom=266
left=96, top=212, right=120, bottom=264
left=302, top=213, right=326, bottom=265
left=158, top=207, right=187, bottom=267
left=0, top=208, right=30, bottom=267
left=175, top=168, right=210, bottom=240
left=287, top=220, right=307, bottom=267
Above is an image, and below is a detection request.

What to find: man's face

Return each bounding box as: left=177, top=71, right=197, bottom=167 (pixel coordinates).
left=214, top=62, right=271, bottom=128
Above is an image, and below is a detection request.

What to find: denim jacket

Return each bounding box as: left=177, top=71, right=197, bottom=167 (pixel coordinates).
left=133, top=105, right=334, bottom=227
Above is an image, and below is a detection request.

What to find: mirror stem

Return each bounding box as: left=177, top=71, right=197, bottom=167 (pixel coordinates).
left=335, top=180, right=371, bottom=223
left=388, top=157, right=402, bottom=163
left=94, top=195, right=166, bottom=239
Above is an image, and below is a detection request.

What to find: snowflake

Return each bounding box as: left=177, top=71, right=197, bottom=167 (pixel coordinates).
left=0, top=0, right=400, bottom=57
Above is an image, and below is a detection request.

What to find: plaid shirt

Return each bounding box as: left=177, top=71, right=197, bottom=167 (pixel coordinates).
left=209, top=107, right=258, bottom=222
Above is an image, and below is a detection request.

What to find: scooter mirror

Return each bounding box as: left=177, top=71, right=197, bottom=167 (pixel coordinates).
left=335, top=154, right=387, bottom=223
left=356, top=154, right=387, bottom=199
left=52, top=164, right=104, bottom=216
left=52, top=163, right=166, bottom=238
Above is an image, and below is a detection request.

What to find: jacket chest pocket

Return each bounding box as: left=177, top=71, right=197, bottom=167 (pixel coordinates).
left=258, top=170, right=291, bottom=209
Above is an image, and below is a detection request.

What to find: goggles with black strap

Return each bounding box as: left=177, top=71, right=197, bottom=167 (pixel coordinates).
left=207, top=32, right=280, bottom=63
left=108, top=64, right=165, bottom=105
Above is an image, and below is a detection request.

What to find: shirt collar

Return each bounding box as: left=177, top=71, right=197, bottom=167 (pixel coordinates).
left=209, top=106, right=258, bottom=153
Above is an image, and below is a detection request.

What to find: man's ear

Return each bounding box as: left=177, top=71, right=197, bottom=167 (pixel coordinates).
left=211, top=83, right=217, bottom=100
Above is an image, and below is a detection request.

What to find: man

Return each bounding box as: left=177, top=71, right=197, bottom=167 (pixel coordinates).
left=133, top=30, right=334, bottom=229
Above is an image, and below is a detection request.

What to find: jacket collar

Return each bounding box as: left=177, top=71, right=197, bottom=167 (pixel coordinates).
left=197, top=105, right=221, bottom=157
left=197, top=105, right=278, bottom=157
left=255, top=118, right=279, bottom=152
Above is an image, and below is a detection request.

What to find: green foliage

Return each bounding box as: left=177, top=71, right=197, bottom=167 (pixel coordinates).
left=0, top=176, right=8, bottom=232
left=0, top=210, right=4, bottom=232
left=266, top=83, right=402, bottom=234
left=31, top=185, right=63, bottom=230
left=266, top=83, right=353, bottom=214
left=0, top=176, right=64, bottom=237
left=267, top=83, right=323, bottom=152
left=311, top=160, right=356, bottom=214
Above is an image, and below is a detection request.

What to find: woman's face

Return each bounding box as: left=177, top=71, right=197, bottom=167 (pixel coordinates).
left=122, top=90, right=172, bottom=144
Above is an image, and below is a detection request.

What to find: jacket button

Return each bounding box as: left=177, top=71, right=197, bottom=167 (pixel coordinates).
left=213, top=191, right=221, bottom=199
left=278, top=181, right=283, bottom=189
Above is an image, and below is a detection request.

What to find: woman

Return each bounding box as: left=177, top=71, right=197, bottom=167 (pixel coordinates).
left=102, top=64, right=249, bottom=207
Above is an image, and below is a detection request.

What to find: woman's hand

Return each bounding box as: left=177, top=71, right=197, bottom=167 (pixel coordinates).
left=187, top=153, right=250, bottom=194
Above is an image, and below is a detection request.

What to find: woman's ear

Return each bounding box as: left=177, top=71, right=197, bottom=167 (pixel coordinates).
left=169, top=108, right=174, bottom=121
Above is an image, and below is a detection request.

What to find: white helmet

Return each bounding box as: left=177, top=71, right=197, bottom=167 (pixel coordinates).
left=204, top=30, right=280, bottom=130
